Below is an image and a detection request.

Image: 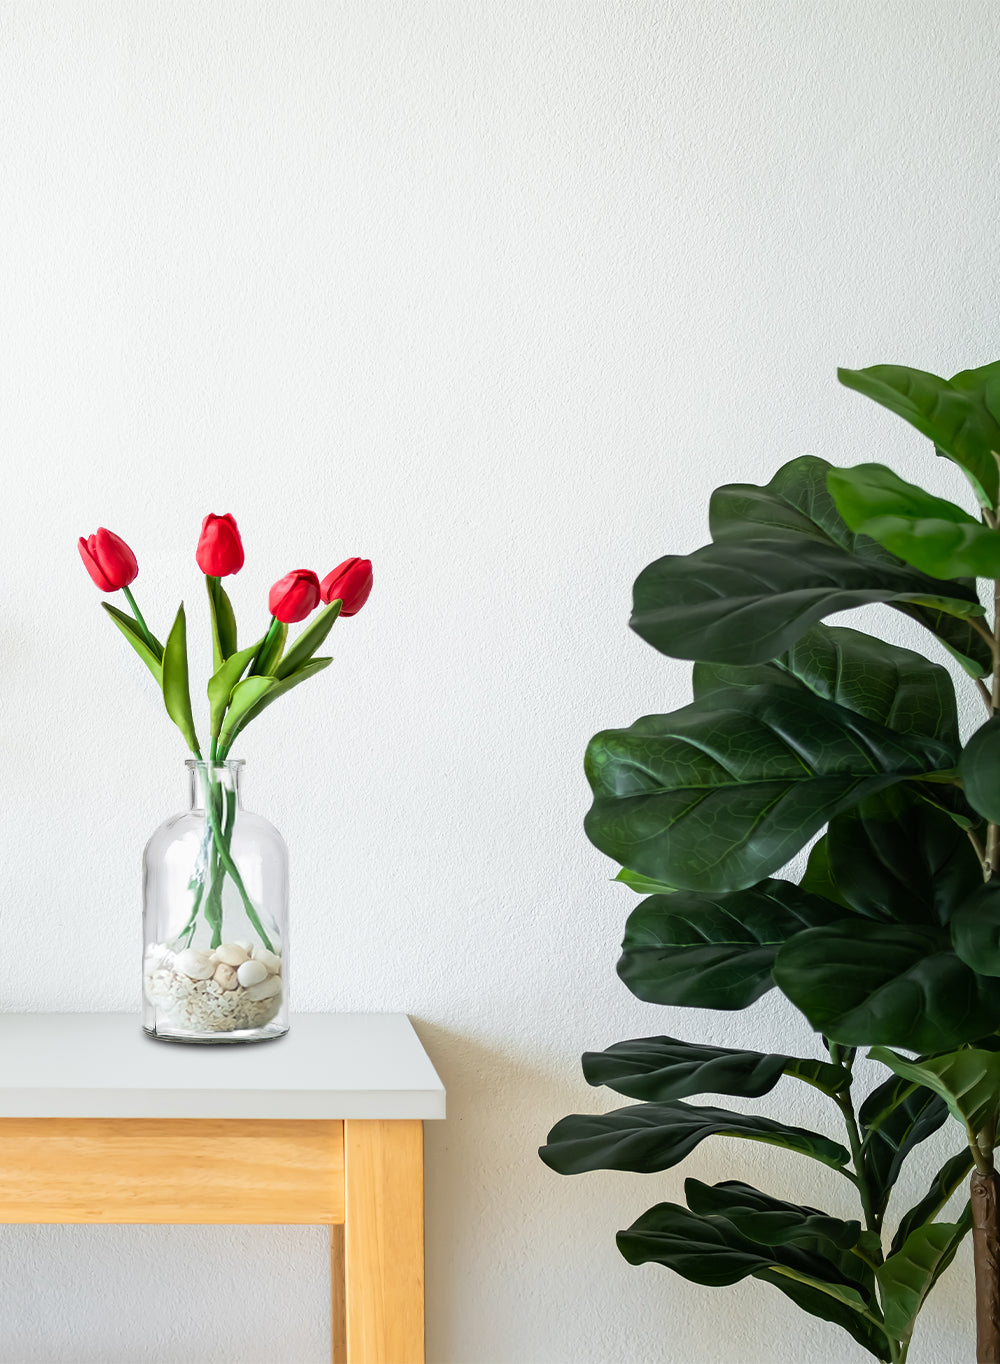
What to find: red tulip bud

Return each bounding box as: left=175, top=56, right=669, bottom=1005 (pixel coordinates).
left=268, top=569, right=321, bottom=624
left=78, top=528, right=139, bottom=592
left=196, top=512, right=244, bottom=577
left=320, top=558, right=373, bottom=616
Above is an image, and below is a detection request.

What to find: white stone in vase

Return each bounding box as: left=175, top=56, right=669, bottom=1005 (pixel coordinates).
left=236, top=959, right=268, bottom=988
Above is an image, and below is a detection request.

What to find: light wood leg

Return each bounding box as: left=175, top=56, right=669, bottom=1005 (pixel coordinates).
left=343, top=1119, right=424, bottom=1364
left=331, top=1223, right=347, bottom=1364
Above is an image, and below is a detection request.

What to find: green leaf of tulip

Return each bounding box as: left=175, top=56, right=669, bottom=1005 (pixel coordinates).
left=584, top=684, right=956, bottom=893
left=838, top=360, right=1000, bottom=509
left=875, top=1209, right=972, bottom=1344
left=581, top=1036, right=848, bottom=1103
left=539, top=1100, right=851, bottom=1176
left=773, top=920, right=1000, bottom=1051
left=275, top=598, right=342, bottom=679
left=254, top=620, right=288, bottom=676
left=205, top=575, right=237, bottom=671
left=857, top=1075, right=948, bottom=1218
left=959, top=715, right=1000, bottom=823
left=868, top=1047, right=1000, bottom=1141
left=161, top=603, right=201, bottom=756
left=617, top=883, right=843, bottom=1010
left=207, top=638, right=264, bottom=739
left=217, top=674, right=277, bottom=752
left=218, top=657, right=333, bottom=755
left=827, top=462, right=1000, bottom=579
left=101, top=602, right=163, bottom=684
left=615, top=1198, right=885, bottom=1357
left=629, top=456, right=988, bottom=674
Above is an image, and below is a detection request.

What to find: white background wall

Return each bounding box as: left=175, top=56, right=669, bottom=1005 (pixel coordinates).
left=0, top=1, right=998, bottom=1360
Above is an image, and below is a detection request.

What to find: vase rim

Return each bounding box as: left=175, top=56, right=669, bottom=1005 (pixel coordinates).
left=184, top=758, right=245, bottom=769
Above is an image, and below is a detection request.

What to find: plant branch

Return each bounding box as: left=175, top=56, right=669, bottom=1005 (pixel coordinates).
left=986, top=577, right=1000, bottom=880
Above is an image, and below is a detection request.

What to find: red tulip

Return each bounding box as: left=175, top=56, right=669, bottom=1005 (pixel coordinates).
left=320, top=558, right=373, bottom=616
left=196, top=512, right=244, bottom=576
left=78, top=528, right=139, bottom=592
left=268, top=569, right=321, bottom=624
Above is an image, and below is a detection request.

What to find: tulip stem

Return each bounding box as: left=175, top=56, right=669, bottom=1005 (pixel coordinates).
left=249, top=614, right=281, bottom=676
left=121, top=586, right=158, bottom=655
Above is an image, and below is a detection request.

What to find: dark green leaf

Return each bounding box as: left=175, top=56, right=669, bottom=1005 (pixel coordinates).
left=613, top=868, right=677, bottom=895
left=952, top=882, right=1000, bottom=976
left=254, top=621, right=288, bottom=677
left=869, top=1047, right=1000, bottom=1139
left=891, top=1150, right=974, bottom=1254
left=838, top=361, right=1000, bottom=509
left=875, top=1208, right=972, bottom=1342
left=858, top=1076, right=948, bottom=1218
left=959, top=716, right=1000, bottom=824
left=684, top=1180, right=864, bottom=1261
left=539, top=1100, right=850, bottom=1176
left=584, top=683, right=955, bottom=893
left=275, top=598, right=342, bottom=679
left=581, top=1036, right=847, bottom=1103
left=616, top=1201, right=886, bottom=1357
left=630, top=455, right=986, bottom=670
left=219, top=657, right=333, bottom=753
left=617, top=883, right=843, bottom=1010
left=161, top=604, right=201, bottom=756
left=101, top=602, right=163, bottom=684
left=774, top=920, right=1000, bottom=1051
left=693, top=624, right=959, bottom=748
left=206, top=576, right=237, bottom=670
left=827, top=462, right=1000, bottom=579
left=798, top=836, right=850, bottom=908
left=827, top=787, right=982, bottom=927
left=207, top=639, right=264, bottom=739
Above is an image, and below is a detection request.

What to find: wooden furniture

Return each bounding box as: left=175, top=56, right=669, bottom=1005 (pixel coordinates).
left=0, top=1012, right=445, bottom=1364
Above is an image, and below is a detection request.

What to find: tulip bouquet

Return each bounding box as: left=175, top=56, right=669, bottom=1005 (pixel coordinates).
left=80, top=514, right=371, bottom=1040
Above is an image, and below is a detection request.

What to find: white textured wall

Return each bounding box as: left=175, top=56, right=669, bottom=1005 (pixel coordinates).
left=0, top=2, right=998, bottom=1360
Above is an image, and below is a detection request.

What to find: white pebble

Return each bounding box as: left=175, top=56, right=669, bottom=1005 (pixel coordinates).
left=215, top=943, right=250, bottom=967
left=174, top=949, right=215, bottom=980
left=253, top=949, right=282, bottom=974
left=245, top=976, right=281, bottom=1001
left=236, top=959, right=268, bottom=988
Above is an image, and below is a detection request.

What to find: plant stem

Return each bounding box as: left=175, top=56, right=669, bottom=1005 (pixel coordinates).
left=986, top=578, right=1000, bottom=880
left=249, top=614, right=281, bottom=675
left=203, top=769, right=275, bottom=952
left=121, top=585, right=158, bottom=654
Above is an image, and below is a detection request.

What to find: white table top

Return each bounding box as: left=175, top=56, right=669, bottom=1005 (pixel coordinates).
left=0, top=1013, right=445, bottom=1120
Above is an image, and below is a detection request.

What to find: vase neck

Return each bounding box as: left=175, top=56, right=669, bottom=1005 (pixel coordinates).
left=186, top=760, right=245, bottom=812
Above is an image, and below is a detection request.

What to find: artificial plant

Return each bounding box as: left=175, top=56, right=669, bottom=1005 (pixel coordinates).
left=540, top=361, right=1000, bottom=1363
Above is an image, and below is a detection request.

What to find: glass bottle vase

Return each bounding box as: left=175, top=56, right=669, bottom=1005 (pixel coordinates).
left=142, top=760, right=288, bottom=1043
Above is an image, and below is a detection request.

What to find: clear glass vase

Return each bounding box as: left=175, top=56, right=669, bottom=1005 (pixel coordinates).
left=142, top=760, right=288, bottom=1043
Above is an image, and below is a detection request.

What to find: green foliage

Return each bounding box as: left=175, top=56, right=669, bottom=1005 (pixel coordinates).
left=275, top=598, right=342, bottom=679
left=161, top=604, right=201, bottom=756
left=205, top=575, right=237, bottom=670
left=545, top=356, right=1000, bottom=1359
left=101, top=602, right=163, bottom=684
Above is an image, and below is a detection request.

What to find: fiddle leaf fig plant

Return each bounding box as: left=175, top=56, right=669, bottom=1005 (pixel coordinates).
left=541, top=360, right=1000, bottom=1363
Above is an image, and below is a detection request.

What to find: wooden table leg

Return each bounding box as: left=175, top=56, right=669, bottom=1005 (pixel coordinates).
left=341, top=1119, right=424, bottom=1364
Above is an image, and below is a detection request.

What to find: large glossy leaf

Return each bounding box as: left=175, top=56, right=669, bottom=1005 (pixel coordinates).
left=161, top=604, right=201, bottom=756
left=959, top=716, right=1000, bottom=824
left=101, top=602, right=163, bottom=684
left=951, top=882, right=1000, bottom=976
left=827, top=787, right=983, bottom=927
left=684, top=1180, right=864, bottom=1259
left=839, top=361, right=1000, bottom=509
left=774, top=920, right=1000, bottom=1051
left=539, top=1101, right=850, bottom=1176
left=858, top=1076, right=949, bottom=1218
left=617, top=883, right=844, bottom=1010
left=206, top=575, right=237, bottom=670
left=798, top=836, right=851, bottom=908
left=616, top=1201, right=887, bottom=1357
left=891, top=1150, right=974, bottom=1254
left=581, top=1036, right=847, bottom=1104
left=612, top=868, right=677, bottom=895
left=584, top=683, right=955, bottom=893
left=869, top=1047, right=1000, bottom=1140
left=875, top=1209, right=972, bottom=1343
left=630, top=456, right=987, bottom=672
left=693, top=624, right=960, bottom=748
left=206, top=639, right=264, bottom=739
left=827, top=462, right=1000, bottom=579
left=275, top=598, right=342, bottom=679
